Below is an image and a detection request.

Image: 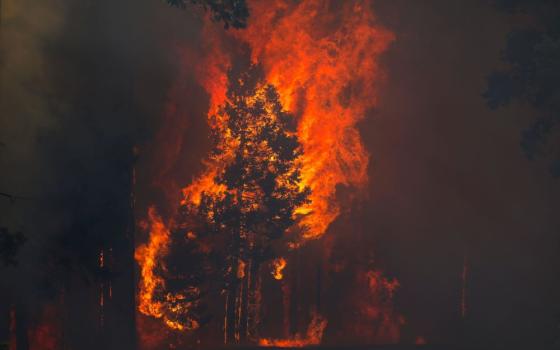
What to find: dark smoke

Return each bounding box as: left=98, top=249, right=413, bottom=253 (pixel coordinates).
left=1, top=0, right=209, bottom=348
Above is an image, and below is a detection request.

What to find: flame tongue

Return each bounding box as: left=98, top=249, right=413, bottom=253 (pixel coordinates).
left=235, top=0, right=395, bottom=239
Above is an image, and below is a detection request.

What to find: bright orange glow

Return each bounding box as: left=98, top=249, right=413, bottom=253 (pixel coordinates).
left=136, top=0, right=395, bottom=338
left=135, top=206, right=170, bottom=319
left=180, top=167, right=226, bottom=206
left=271, top=257, right=287, bottom=280
left=259, top=312, right=327, bottom=347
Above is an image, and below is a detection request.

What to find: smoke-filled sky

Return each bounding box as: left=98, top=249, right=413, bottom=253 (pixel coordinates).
left=368, top=0, right=560, bottom=344
left=1, top=0, right=559, bottom=348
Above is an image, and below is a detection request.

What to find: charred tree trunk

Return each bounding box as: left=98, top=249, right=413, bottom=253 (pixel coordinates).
left=282, top=280, right=291, bottom=338
left=102, top=151, right=137, bottom=350
left=236, top=250, right=262, bottom=343
left=247, top=258, right=261, bottom=340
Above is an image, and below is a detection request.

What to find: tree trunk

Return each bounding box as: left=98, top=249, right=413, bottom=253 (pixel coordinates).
left=247, top=258, right=261, bottom=341
left=224, top=229, right=240, bottom=344
left=238, top=258, right=249, bottom=343
left=224, top=260, right=238, bottom=344
left=282, top=280, right=291, bottom=338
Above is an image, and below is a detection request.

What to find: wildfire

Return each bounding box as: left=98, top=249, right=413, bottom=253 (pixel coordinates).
left=258, top=312, right=328, bottom=347
left=135, top=206, right=170, bottom=319
left=236, top=0, right=395, bottom=239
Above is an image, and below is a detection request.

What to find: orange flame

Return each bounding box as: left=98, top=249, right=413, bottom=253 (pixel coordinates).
left=271, top=257, right=287, bottom=280
left=135, top=207, right=200, bottom=332
left=259, top=312, right=328, bottom=347
left=136, top=0, right=395, bottom=336
left=135, top=206, right=170, bottom=319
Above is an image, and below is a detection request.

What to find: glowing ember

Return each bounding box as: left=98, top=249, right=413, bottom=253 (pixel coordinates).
left=135, top=206, right=170, bottom=319
left=182, top=0, right=395, bottom=242
left=136, top=0, right=396, bottom=341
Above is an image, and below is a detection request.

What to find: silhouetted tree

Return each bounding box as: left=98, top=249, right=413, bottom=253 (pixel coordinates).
left=484, top=0, right=560, bottom=175
left=166, top=0, right=249, bottom=29
left=179, top=59, right=309, bottom=344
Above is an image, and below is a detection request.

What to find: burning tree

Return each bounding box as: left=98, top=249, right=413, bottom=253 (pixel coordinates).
left=179, top=59, right=310, bottom=344
left=137, top=1, right=397, bottom=346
